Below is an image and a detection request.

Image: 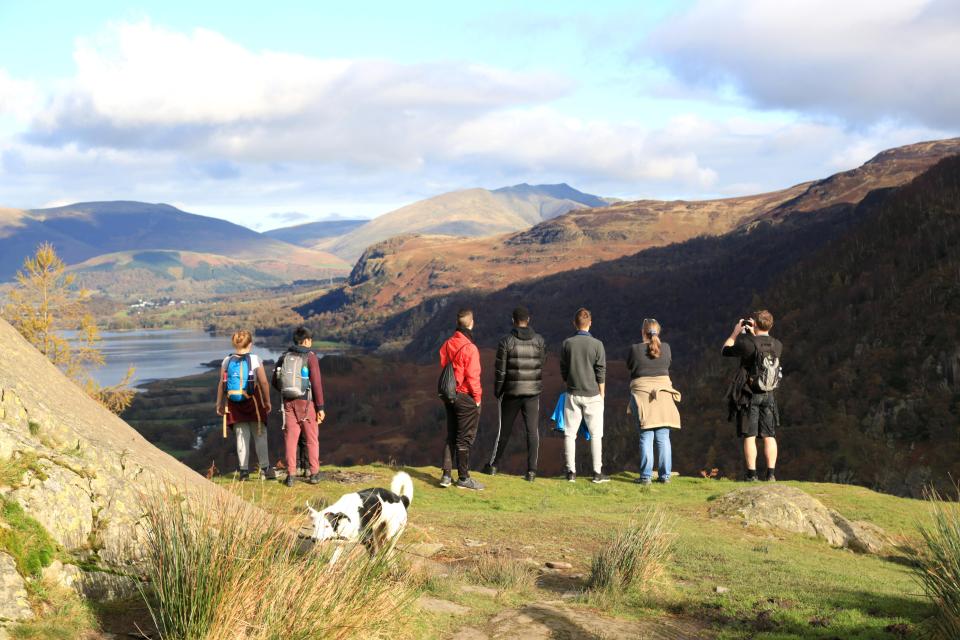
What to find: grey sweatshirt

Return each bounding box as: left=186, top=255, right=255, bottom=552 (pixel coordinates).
left=560, top=332, right=606, bottom=397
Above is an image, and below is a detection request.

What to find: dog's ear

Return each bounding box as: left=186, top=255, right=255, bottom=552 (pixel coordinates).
left=325, top=512, right=348, bottom=533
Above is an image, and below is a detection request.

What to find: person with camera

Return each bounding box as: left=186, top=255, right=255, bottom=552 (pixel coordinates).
left=722, top=310, right=782, bottom=482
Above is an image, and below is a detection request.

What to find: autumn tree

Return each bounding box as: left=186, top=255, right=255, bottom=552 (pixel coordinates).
left=2, top=243, right=135, bottom=413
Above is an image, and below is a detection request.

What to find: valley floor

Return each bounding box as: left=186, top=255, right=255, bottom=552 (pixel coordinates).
left=227, top=466, right=932, bottom=640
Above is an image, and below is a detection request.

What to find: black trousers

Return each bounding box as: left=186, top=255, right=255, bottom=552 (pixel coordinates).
left=442, top=393, right=481, bottom=478
left=490, top=394, right=540, bottom=473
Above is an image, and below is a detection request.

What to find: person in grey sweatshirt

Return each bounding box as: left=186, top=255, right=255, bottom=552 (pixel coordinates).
left=559, top=307, right=608, bottom=483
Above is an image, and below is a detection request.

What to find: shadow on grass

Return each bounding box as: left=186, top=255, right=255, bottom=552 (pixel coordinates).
left=678, top=588, right=930, bottom=639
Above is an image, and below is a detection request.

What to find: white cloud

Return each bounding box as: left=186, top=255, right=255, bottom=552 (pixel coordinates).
left=646, top=0, right=960, bottom=129
left=0, top=68, right=40, bottom=120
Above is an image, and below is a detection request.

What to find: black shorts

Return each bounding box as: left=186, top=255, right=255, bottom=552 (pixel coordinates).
left=737, top=392, right=778, bottom=438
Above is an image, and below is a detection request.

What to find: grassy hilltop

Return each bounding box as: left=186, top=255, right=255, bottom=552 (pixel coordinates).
left=227, top=466, right=931, bottom=640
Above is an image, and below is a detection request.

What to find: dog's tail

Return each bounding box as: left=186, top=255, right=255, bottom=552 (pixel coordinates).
left=391, top=471, right=414, bottom=509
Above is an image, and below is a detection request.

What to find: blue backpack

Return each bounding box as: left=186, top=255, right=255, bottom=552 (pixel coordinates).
left=224, top=354, right=255, bottom=403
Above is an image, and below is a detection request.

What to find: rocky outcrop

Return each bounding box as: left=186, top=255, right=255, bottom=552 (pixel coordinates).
left=710, top=485, right=890, bottom=554
left=0, top=316, right=229, bottom=573
left=0, top=553, right=32, bottom=624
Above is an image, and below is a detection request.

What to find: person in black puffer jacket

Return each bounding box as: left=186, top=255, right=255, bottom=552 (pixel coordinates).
left=483, top=306, right=547, bottom=481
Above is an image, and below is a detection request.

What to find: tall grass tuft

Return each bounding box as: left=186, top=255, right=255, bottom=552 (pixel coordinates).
left=588, top=508, right=672, bottom=595
left=466, top=554, right=536, bottom=590
left=913, top=489, right=960, bottom=639
left=138, top=488, right=415, bottom=640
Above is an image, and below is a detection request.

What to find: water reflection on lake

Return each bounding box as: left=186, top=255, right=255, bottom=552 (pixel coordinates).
left=83, top=330, right=287, bottom=387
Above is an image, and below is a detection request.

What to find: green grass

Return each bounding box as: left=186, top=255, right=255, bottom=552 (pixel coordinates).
left=0, top=497, right=57, bottom=577
left=0, top=451, right=48, bottom=487
left=10, top=580, right=97, bottom=640
left=226, top=466, right=933, bottom=639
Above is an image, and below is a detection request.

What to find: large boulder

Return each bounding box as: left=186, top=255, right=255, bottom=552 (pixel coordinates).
left=0, top=317, right=230, bottom=570
left=0, top=552, right=32, bottom=623
left=710, top=485, right=890, bottom=554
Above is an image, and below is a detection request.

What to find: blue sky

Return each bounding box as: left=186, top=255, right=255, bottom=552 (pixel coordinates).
left=0, top=0, right=957, bottom=228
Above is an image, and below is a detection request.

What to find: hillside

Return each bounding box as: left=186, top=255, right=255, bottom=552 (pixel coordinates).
left=232, top=465, right=930, bottom=639
left=0, top=201, right=350, bottom=283
left=301, top=138, right=960, bottom=336
left=325, top=183, right=610, bottom=261
left=263, top=217, right=367, bottom=248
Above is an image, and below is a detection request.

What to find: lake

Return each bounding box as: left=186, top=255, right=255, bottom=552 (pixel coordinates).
left=85, top=329, right=288, bottom=387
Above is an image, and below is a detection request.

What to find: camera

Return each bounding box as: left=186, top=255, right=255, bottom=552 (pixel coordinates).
left=741, top=318, right=755, bottom=333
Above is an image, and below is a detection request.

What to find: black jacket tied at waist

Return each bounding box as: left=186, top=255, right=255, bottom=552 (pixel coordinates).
left=495, top=326, right=547, bottom=398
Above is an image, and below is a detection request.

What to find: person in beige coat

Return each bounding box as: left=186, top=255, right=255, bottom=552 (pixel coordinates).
left=626, top=319, right=681, bottom=485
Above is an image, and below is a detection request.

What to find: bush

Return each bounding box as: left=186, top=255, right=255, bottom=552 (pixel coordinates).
left=913, top=489, right=960, bottom=639
left=588, top=508, right=672, bottom=594
left=0, top=498, right=57, bottom=577
left=138, top=488, right=414, bottom=640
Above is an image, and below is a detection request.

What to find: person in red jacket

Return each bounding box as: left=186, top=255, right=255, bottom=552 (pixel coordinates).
left=439, top=308, right=484, bottom=490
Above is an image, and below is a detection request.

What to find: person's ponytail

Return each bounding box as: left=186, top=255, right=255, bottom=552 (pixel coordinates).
left=642, top=319, right=662, bottom=358
left=647, top=334, right=661, bottom=359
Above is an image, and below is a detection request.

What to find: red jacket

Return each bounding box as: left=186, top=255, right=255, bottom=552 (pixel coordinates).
left=439, top=330, right=482, bottom=404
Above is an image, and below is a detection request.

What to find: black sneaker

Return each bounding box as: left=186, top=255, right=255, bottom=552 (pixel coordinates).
left=308, top=473, right=323, bottom=485
left=525, top=471, right=536, bottom=482
left=766, top=473, right=777, bottom=483
left=238, top=470, right=250, bottom=481
left=456, top=477, right=485, bottom=491
left=261, top=467, right=277, bottom=480
left=592, top=473, right=611, bottom=484
left=566, top=471, right=576, bottom=483
left=439, top=473, right=453, bottom=488
left=745, top=473, right=759, bottom=482
left=284, top=475, right=295, bottom=488
left=482, top=463, right=497, bottom=476
left=635, top=477, right=652, bottom=486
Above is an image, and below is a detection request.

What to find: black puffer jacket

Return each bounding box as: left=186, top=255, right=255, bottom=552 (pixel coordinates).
left=494, top=326, right=547, bottom=398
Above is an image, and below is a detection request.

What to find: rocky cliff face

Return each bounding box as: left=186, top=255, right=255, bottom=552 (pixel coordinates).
left=0, top=316, right=222, bottom=570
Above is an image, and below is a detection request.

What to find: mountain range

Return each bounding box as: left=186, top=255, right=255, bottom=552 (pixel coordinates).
left=308, top=183, right=615, bottom=261
left=299, top=138, right=960, bottom=342
left=262, top=218, right=367, bottom=247
left=0, top=201, right=351, bottom=295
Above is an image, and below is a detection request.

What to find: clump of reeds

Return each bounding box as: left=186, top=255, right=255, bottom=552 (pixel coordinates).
left=588, top=508, right=672, bottom=595
left=138, top=488, right=414, bottom=640
left=466, top=554, right=537, bottom=590
left=912, top=488, right=960, bottom=640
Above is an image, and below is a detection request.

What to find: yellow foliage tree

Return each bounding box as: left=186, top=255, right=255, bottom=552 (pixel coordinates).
left=2, top=243, right=135, bottom=413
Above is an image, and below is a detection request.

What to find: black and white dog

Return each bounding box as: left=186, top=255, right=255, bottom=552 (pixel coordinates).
left=307, top=471, right=414, bottom=557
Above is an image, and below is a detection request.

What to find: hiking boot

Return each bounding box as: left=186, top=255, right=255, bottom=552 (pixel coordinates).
left=566, top=471, right=576, bottom=483
left=261, top=467, right=277, bottom=480
left=766, top=472, right=777, bottom=483
left=635, top=477, right=652, bottom=486
left=456, top=477, right=485, bottom=491
left=308, top=472, right=323, bottom=485
left=439, top=473, right=453, bottom=488
left=284, top=475, right=295, bottom=488
left=592, top=473, right=611, bottom=484
left=524, top=471, right=536, bottom=482
left=744, top=473, right=759, bottom=482
left=482, top=463, right=497, bottom=476
left=238, top=469, right=250, bottom=481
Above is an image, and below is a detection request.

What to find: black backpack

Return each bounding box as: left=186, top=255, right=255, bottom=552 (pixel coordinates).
left=438, top=343, right=469, bottom=403
left=749, top=336, right=782, bottom=392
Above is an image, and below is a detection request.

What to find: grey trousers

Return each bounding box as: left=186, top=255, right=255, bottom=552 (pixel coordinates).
left=563, top=393, right=604, bottom=474
left=234, top=422, right=269, bottom=470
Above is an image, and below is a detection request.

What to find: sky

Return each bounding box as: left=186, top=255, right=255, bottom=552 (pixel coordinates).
left=0, top=0, right=957, bottom=229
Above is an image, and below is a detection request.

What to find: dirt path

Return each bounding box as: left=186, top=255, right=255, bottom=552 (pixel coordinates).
left=447, top=601, right=712, bottom=640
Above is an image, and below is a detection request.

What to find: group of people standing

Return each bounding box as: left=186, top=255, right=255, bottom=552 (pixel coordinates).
left=437, top=306, right=783, bottom=490
left=215, top=326, right=326, bottom=487
left=213, top=306, right=783, bottom=489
